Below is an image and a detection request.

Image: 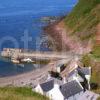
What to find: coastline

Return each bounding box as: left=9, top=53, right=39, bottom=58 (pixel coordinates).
left=0, top=16, right=92, bottom=87
left=0, top=17, right=71, bottom=87
left=0, top=62, right=53, bottom=87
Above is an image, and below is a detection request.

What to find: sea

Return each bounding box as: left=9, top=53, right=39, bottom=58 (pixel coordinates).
left=0, top=0, right=77, bottom=77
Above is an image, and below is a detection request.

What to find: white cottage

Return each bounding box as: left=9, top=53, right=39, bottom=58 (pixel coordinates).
left=67, top=66, right=91, bottom=90
left=48, top=80, right=84, bottom=100
left=33, top=79, right=54, bottom=95
left=33, top=65, right=91, bottom=100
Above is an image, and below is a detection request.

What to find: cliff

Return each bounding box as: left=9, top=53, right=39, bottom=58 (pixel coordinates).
left=45, top=0, right=100, bottom=55
left=65, top=0, right=100, bottom=41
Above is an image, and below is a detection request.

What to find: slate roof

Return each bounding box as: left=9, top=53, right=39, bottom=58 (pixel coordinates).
left=77, top=67, right=91, bottom=75
left=51, top=77, right=63, bottom=85
left=60, top=80, right=83, bottom=99
left=68, top=70, right=77, bottom=78
left=67, top=67, right=91, bottom=79
left=40, top=79, right=54, bottom=92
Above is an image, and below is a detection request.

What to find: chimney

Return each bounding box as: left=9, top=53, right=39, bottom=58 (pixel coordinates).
left=63, top=76, right=67, bottom=84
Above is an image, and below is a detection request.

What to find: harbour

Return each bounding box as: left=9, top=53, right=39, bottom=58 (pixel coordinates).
left=0, top=0, right=76, bottom=77
left=1, top=48, right=77, bottom=64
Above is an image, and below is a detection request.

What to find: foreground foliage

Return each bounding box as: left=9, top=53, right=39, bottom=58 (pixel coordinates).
left=92, top=45, right=100, bottom=59
left=81, top=54, right=100, bottom=93
left=0, top=87, right=49, bottom=100
left=98, top=97, right=100, bottom=100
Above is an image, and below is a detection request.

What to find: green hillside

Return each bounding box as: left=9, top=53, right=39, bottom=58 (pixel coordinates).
left=0, top=87, right=49, bottom=100
left=65, top=0, right=100, bottom=93
left=65, top=0, right=100, bottom=40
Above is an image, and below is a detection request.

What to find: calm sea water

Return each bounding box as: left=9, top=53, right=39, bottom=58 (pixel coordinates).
left=0, top=0, right=77, bottom=77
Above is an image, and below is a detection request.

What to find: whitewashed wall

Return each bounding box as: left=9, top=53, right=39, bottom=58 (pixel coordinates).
left=48, top=84, right=64, bottom=100
left=34, top=84, right=44, bottom=95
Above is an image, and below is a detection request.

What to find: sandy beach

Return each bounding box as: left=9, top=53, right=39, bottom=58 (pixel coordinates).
left=0, top=17, right=91, bottom=87
left=0, top=62, right=54, bottom=87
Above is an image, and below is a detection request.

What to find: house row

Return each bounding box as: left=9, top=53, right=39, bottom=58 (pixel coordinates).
left=33, top=65, right=92, bottom=100
left=34, top=79, right=84, bottom=100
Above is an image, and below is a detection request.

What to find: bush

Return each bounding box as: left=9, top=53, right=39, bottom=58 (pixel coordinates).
left=81, top=54, right=91, bottom=67
left=92, top=45, right=100, bottom=59
left=90, top=83, right=98, bottom=90
left=97, top=97, right=100, bottom=100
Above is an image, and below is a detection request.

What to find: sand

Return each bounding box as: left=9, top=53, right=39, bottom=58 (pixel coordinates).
left=0, top=62, right=53, bottom=87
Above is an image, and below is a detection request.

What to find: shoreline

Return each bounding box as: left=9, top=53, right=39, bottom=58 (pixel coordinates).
left=0, top=16, right=66, bottom=87
left=0, top=15, right=92, bottom=87
left=0, top=62, right=53, bottom=87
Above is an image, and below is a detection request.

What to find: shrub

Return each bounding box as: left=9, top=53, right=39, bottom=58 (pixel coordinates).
left=81, top=54, right=91, bottom=67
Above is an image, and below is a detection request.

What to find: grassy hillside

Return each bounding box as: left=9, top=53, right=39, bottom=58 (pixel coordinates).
left=0, top=87, right=49, bottom=100
left=64, top=0, right=100, bottom=93
left=64, top=0, right=100, bottom=58
left=65, top=0, right=100, bottom=40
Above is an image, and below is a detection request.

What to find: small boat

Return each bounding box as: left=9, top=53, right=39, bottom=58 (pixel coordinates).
left=21, top=58, right=34, bottom=63
left=11, top=59, right=20, bottom=64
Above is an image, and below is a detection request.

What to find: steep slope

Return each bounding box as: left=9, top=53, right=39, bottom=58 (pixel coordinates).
left=45, top=0, right=100, bottom=53
left=64, top=0, right=100, bottom=93
left=65, top=0, right=100, bottom=40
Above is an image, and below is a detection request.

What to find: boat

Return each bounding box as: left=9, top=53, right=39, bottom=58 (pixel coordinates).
left=11, top=59, right=20, bottom=64
left=21, top=58, right=34, bottom=63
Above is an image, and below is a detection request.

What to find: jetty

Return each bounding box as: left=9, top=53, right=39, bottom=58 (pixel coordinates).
left=0, top=48, right=78, bottom=63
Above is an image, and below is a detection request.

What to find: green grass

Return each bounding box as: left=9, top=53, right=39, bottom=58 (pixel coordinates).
left=91, top=45, right=100, bottom=59
left=81, top=54, right=100, bottom=93
left=97, top=97, right=100, bottom=100
left=0, top=87, right=49, bottom=100
left=64, top=0, right=100, bottom=40
left=91, top=70, right=100, bottom=83
left=90, top=57, right=100, bottom=94
left=90, top=59, right=100, bottom=94
left=64, top=0, right=100, bottom=94
left=81, top=54, right=91, bottom=66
